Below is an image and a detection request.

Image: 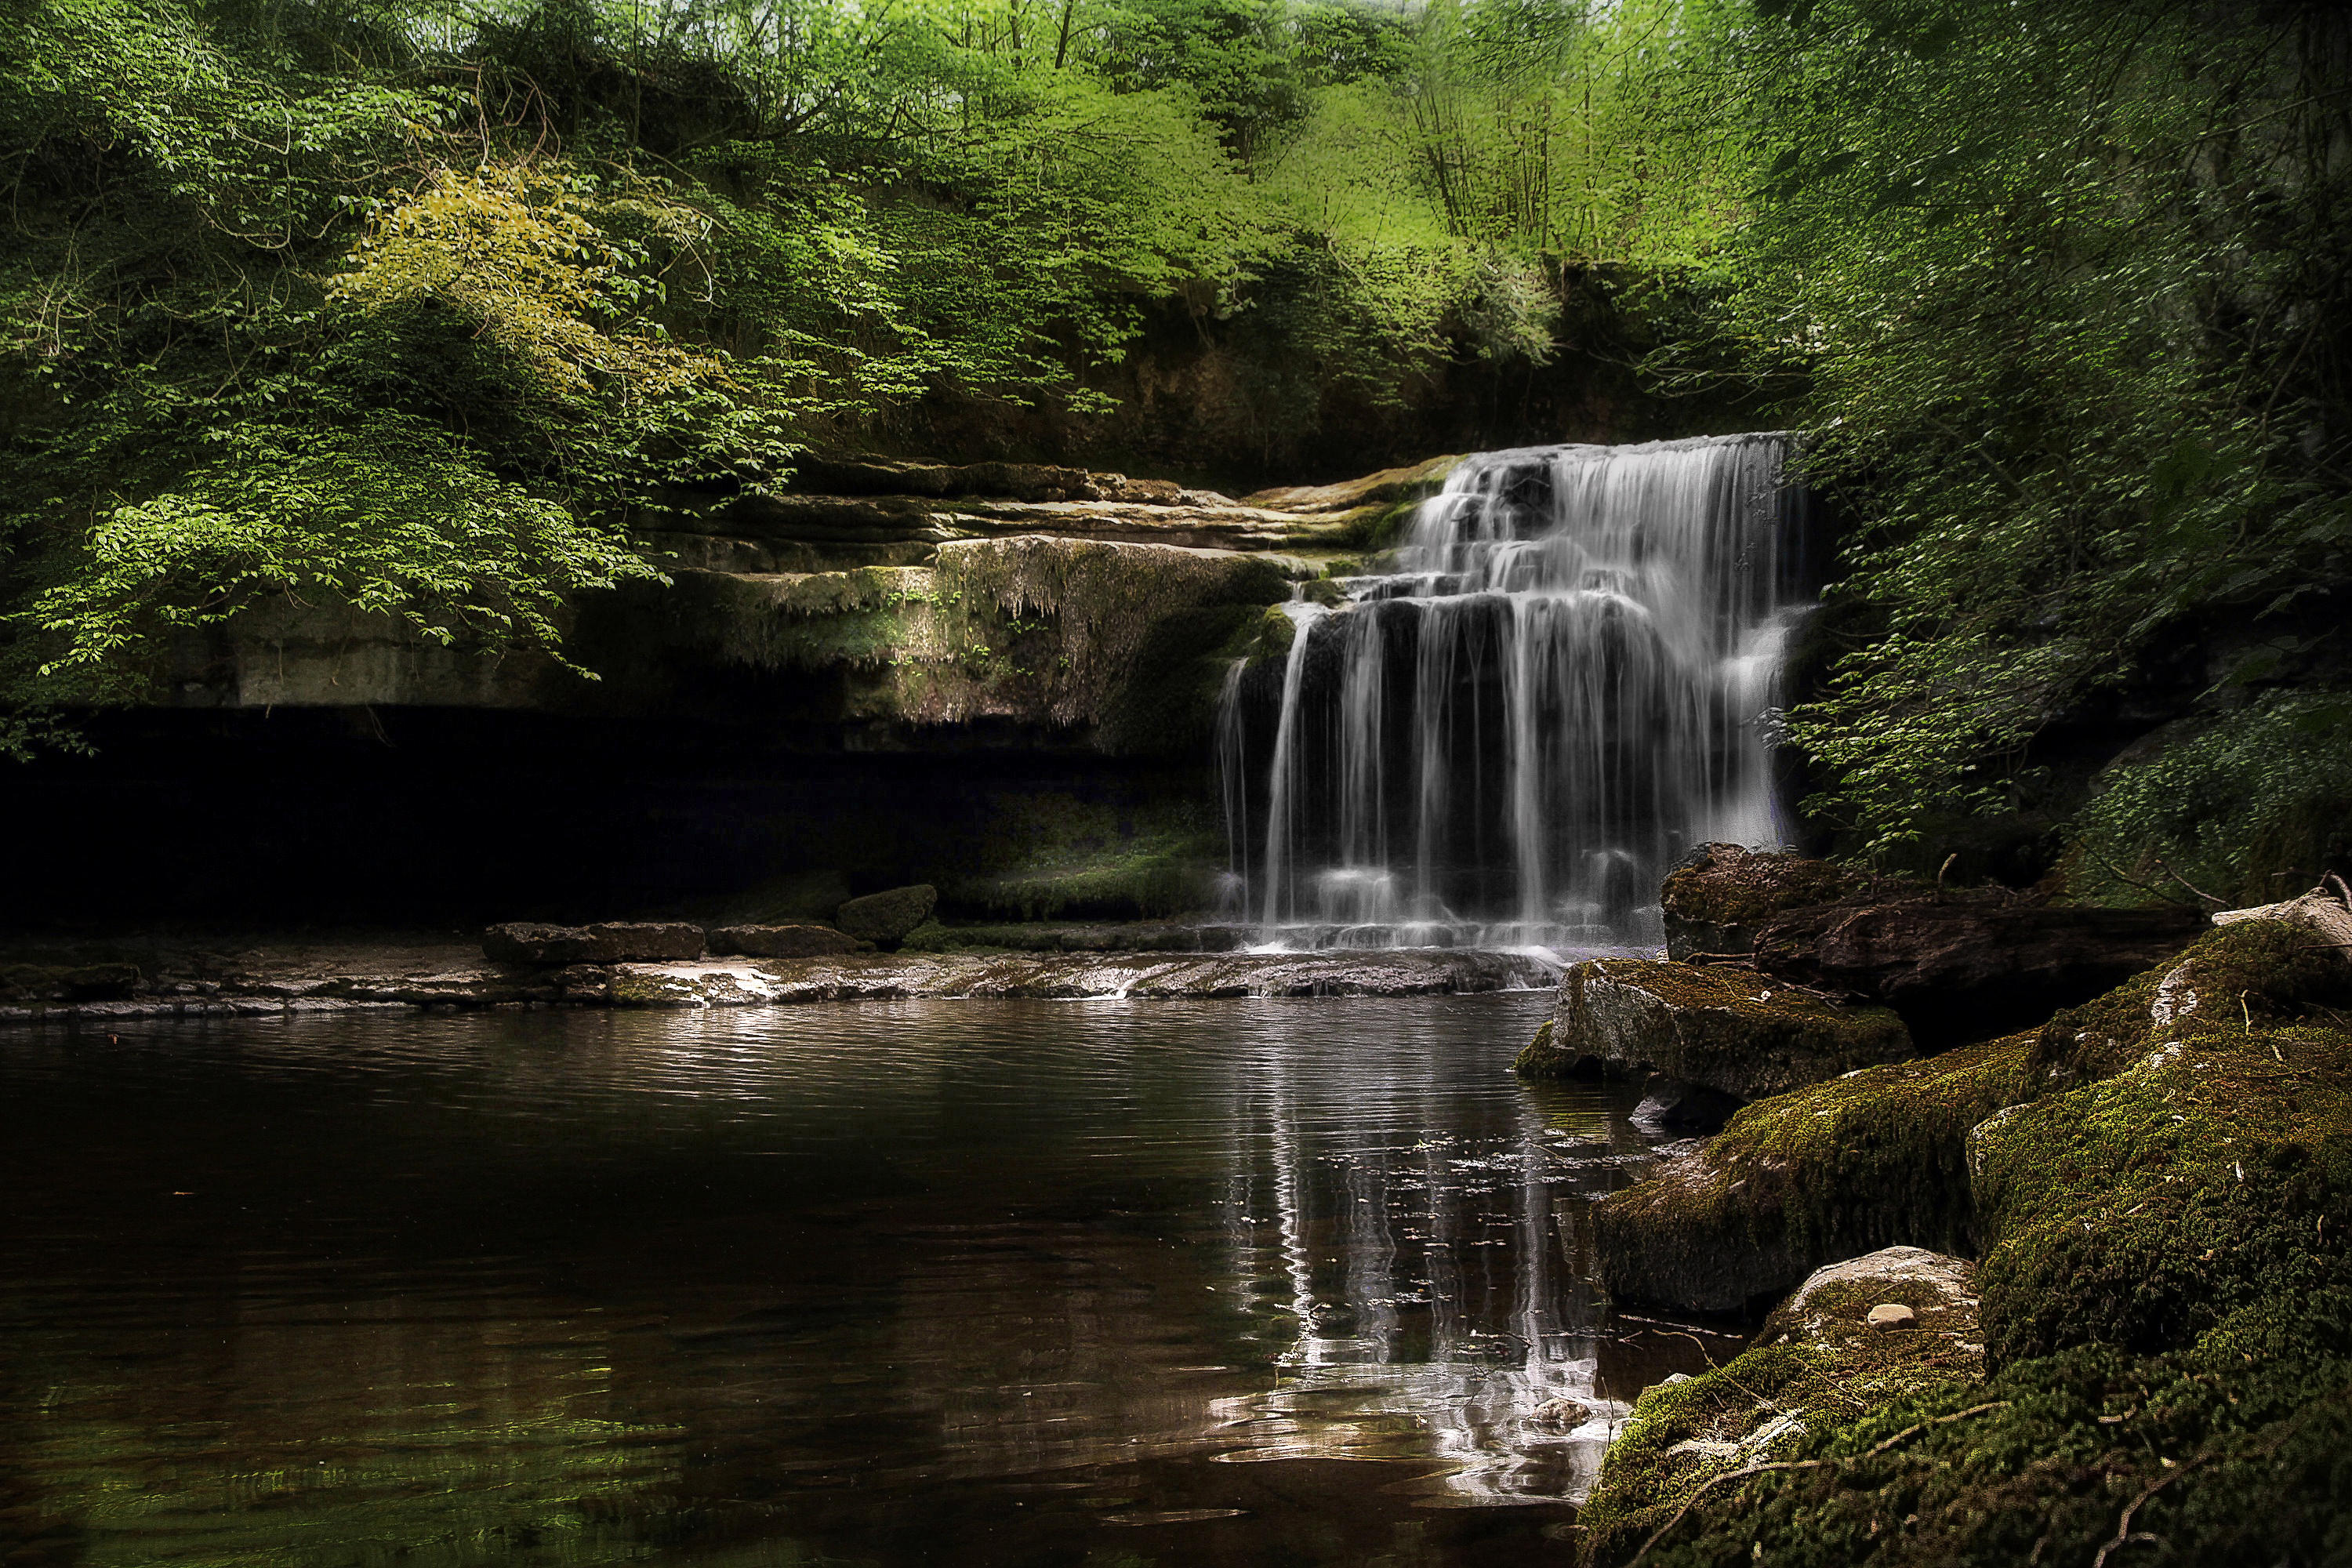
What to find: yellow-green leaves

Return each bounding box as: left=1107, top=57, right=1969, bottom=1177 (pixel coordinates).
left=330, top=166, right=721, bottom=403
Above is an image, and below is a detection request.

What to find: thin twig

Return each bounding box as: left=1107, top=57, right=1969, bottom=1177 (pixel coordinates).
left=2151, top=857, right=2229, bottom=907
left=2092, top=1453, right=2213, bottom=1568
left=1625, top=1402, right=2013, bottom=1565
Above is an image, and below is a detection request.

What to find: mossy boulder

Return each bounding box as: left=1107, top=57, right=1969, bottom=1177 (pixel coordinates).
left=1573, top=909, right=2352, bottom=1568
left=834, top=884, right=938, bottom=946
left=1577, top=1246, right=1984, bottom=1566
left=1659, top=844, right=1893, bottom=960
left=1593, top=1035, right=2036, bottom=1313
left=2027, top=914, right=2352, bottom=1087
left=1515, top=957, right=1913, bottom=1101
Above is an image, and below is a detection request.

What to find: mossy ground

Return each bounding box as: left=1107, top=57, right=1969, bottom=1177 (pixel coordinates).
left=1579, top=920, right=2352, bottom=1566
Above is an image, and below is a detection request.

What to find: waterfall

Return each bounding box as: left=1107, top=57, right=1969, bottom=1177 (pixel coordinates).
left=1218, top=434, right=1809, bottom=951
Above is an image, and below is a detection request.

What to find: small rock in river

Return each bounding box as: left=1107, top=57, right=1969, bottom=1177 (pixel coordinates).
left=1530, top=1397, right=1592, bottom=1427
left=1866, top=1303, right=1918, bottom=1331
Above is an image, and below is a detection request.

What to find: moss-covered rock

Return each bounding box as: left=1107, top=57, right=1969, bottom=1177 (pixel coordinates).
left=2027, top=914, right=2352, bottom=1087
left=1593, top=1036, right=2036, bottom=1313
left=1575, top=910, right=2352, bottom=1568
left=1515, top=957, right=1913, bottom=1101
left=834, top=884, right=938, bottom=946
left=1659, top=844, right=1895, bottom=960
left=1577, top=1247, right=1984, bottom=1566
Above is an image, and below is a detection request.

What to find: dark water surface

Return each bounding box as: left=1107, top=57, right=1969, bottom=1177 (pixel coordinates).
left=0, top=994, right=1726, bottom=1567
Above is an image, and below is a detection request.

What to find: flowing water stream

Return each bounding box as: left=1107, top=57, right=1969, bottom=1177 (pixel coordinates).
left=0, top=999, right=1727, bottom=1567
left=1221, top=434, right=1810, bottom=950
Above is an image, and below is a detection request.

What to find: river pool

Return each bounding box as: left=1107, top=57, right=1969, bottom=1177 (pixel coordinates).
left=0, top=993, right=1727, bottom=1567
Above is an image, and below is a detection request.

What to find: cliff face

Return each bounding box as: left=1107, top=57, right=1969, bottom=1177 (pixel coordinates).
left=151, top=456, right=1456, bottom=757
left=3, top=458, right=1459, bottom=929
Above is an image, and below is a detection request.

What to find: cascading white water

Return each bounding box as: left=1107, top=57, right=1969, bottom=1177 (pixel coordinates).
left=1218, top=434, right=1810, bottom=951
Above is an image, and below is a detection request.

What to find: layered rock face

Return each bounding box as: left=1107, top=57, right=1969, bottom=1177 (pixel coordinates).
left=155, top=459, right=1453, bottom=757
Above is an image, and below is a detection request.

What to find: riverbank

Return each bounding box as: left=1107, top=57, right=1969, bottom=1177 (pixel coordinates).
left=0, top=937, right=1563, bottom=1024
left=1560, top=879, right=2352, bottom=1566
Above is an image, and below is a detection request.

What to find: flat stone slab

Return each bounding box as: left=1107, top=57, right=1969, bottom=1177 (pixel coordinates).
left=708, top=923, right=862, bottom=958
left=0, top=943, right=1558, bottom=1022
left=482, top=920, right=706, bottom=964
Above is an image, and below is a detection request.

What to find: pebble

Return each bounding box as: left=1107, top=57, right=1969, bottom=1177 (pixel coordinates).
left=1866, top=1302, right=1918, bottom=1330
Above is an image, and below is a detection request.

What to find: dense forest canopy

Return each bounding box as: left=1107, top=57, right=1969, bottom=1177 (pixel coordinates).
left=2, top=0, right=2347, bottom=902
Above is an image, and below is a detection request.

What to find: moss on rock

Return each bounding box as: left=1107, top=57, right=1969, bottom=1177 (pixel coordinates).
left=1577, top=1248, right=1984, bottom=1566
left=1593, top=1035, right=2036, bottom=1313
left=1575, top=913, right=2352, bottom=1567
left=1516, top=958, right=1913, bottom=1101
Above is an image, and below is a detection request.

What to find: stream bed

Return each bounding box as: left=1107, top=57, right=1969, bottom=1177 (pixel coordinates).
left=0, top=993, right=1727, bottom=1567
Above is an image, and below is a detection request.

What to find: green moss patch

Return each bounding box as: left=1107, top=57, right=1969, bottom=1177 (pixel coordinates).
left=1595, top=1036, right=2035, bottom=1313
left=1579, top=1307, right=1985, bottom=1566
left=1579, top=923, right=2352, bottom=1567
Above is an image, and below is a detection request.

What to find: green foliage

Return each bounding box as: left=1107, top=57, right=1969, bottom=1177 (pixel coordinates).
left=2070, top=691, right=2352, bottom=908
left=1687, top=0, right=2352, bottom=869
left=0, top=0, right=1743, bottom=739
left=29, top=416, right=657, bottom=683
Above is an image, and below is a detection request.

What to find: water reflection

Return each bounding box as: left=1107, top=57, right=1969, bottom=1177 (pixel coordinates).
left=0, top=996, right=1730, bottom=1566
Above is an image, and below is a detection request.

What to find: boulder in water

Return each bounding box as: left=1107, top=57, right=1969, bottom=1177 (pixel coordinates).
left=482, top=921, right=707, bottom=965
left=708, top=923, right=862, bottom=958
left=1660, top=844, right=1893, bottom=960
left=1752, top=892, right=2208, bottom=1039
left=834, top=884, right=938, bottom=946
left=1515, top=957, right=1913, bottom=1102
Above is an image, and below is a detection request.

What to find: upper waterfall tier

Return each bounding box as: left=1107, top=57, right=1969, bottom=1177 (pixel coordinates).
left=1218, top=434, right=1811, bottom=953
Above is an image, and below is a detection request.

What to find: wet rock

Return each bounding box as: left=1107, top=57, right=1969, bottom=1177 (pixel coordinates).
left=1770, top=1247, right=1976, bottom=1345
left=834, top=884, right=938, bottom=947
left=1753, top=892, right=2207, bottom=1039
left=1530, top=1397, right=1593, bottom=1427
left=707, top=923, right=862, bottom=959
left=900, top=920, right=1250, bottom=954
left=1630, top=1075, right=1745, bottom=1133
left=1660, top=844, right=1892, bottom=960
left=481, top=921, right=707, bottom=964
left=1515, top=956, right=1913, bottom=1101
left=1240, top=454, right=1462, bottom=514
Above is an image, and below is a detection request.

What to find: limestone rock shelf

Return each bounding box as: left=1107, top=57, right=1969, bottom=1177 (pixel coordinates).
left=0, top=942, right=1558, bottom=1024
left=152, top=454, right=1461, bottom=752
